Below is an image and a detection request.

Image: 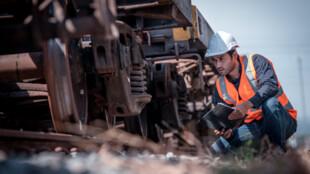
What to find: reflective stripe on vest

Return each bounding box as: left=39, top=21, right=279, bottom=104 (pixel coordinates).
left=215, top=54, right=297, bottom=123
left=243, top=55, right=260, bottom=92
left=218, top=76, right=237, bottom=105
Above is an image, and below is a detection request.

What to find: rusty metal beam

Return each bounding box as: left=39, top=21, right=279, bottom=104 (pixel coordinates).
left=0, top=91, right=48, bottom=98
left=0, top=52, right=44, bottom=82
left=0, top=82, right=47, bottom=91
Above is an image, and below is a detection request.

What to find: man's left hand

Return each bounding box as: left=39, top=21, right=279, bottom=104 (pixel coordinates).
left=228, top=101, right=254, bottom=120
left=214, top=129, right=232, bottom=139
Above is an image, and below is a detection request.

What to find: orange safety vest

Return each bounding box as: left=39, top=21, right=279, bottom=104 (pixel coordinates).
left=215, top=54, right=297, bottom=123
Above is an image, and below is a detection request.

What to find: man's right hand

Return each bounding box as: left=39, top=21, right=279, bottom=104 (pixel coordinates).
left=228, top=100, right=253, bottom=120
left=214, top=128, right=232, bottom=139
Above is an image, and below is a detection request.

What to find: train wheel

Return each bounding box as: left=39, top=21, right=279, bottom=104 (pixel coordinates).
left=44, top=38, right=88, bottom=135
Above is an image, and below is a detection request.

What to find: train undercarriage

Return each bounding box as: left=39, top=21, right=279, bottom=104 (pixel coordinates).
left=0, top=0, right=217, bottom=143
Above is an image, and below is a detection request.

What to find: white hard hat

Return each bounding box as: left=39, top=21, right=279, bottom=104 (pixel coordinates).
left=205, top=31, right=239, bottom=57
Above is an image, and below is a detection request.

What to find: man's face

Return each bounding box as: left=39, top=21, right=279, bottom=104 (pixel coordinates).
left=211, top=52, right=234, bottom=76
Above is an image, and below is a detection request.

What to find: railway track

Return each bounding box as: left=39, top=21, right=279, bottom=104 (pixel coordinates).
left=0, top=129, right=89, bottom=155
left=0, top=128, right=206, bottom=157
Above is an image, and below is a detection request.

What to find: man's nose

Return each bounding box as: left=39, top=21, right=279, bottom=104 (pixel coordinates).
left=215, top=61, right=221, bottom=68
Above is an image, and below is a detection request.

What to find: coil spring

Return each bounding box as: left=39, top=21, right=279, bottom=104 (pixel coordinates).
left=130, top=64, right=147, bottom=95
left=178, top=95, right=191, bottom=121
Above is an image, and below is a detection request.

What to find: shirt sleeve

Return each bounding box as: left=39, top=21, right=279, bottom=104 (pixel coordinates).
left=213, top=87, right=220, bottom=106
left=249, top=54, right=279, bottom=108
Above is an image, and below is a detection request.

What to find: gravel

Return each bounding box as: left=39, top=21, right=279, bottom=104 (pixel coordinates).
left=0, top=146, right=213, bottom=174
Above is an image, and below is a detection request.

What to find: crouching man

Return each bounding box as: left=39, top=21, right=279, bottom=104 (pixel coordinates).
left=206, top=31, right=297, bottom=153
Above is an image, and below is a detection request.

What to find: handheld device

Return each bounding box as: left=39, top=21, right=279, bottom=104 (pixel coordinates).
left=199, top=103, right=243, bottom=130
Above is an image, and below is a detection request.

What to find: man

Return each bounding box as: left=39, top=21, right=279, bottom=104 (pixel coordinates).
left=206, top=31, right=297, bottom=153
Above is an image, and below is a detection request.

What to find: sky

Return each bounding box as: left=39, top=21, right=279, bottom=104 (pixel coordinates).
left=192, top=0, right=310, bottom=136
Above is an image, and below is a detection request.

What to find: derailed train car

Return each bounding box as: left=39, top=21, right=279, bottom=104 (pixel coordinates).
left=0, top=0, right=217, bottom=141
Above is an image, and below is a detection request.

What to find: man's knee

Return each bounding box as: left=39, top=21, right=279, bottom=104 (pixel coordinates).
left=211, top=137, right=231, bottom=154
left=262, top=97, right=281, bottom=113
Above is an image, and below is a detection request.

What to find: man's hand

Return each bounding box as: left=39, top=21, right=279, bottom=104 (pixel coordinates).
left=214, top=129, right=232, bottom=139
left=228, top=101, right=254, bottom=120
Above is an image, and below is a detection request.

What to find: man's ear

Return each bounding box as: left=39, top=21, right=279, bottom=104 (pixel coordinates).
left=232, top=50, right=238, bottom=60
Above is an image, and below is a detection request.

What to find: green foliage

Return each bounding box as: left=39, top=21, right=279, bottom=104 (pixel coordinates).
left=228, top=139, right=260, bottom=163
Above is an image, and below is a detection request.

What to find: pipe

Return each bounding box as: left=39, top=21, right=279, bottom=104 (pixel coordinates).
left=146, top=53, right=205, bottom=93
left=117, top=2, right=159, bottom=10
left=180, top=53, right=205, bottom=93
left=178, top=63, right=197, bottom=74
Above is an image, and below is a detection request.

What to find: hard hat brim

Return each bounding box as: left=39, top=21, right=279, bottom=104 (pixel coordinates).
left=205, top=45, right=238, bottom=57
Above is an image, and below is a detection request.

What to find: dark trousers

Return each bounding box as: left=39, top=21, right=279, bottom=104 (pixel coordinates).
left=211, top=97, right=297, bottom=153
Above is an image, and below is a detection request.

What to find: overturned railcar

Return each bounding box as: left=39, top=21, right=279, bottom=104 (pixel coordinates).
left=0, top=0, right=217, bottom=141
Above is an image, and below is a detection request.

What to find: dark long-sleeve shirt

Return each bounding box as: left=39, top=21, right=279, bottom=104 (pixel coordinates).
left=213, top=54, right=279, bottom=109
